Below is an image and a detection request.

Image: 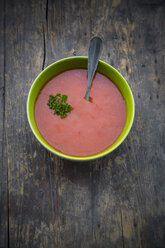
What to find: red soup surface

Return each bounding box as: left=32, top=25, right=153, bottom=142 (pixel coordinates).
left=35, top=69, right=126, bottom=156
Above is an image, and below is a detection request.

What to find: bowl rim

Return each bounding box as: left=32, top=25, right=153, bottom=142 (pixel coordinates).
left=27, top=56, right=135, bottom=161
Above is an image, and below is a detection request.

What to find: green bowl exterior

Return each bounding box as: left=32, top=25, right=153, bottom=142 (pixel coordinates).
left=27, top=56, right=135, bottom=161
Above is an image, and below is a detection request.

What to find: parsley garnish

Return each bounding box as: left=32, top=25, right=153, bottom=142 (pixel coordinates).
left=48, top=93, right=72, bottom=117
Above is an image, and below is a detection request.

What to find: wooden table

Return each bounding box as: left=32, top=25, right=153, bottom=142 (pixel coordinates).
left=0, top=0, right=165, bottom=247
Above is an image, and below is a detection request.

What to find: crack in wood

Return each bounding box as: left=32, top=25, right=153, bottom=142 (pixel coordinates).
left=120, top=209, right=125, bottom=248
left=42, top=0, right=48, bottom=71
left=42, top=24, right=46, bottom=71
left=46, top=0, right=48, bottom=24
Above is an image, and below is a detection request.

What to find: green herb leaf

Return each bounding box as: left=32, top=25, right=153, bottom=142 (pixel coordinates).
left=48, top=93, right=72, bottom=117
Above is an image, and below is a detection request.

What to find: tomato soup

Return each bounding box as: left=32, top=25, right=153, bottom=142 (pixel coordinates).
left=35, top=69, right=126, bottom=156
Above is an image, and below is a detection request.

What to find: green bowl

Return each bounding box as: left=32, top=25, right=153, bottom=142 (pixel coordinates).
left=27, top=56, right=135, bottom=161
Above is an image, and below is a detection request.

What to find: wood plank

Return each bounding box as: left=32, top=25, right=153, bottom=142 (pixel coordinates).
left=115, top=2, right=165, bottom=247
left=0, top=0, right=8, bottom=247
left=4, top=0, right=165, bottom=247
left=43, top=0, right=165, bottom=247
left=4, top=0, right=48, bottom=247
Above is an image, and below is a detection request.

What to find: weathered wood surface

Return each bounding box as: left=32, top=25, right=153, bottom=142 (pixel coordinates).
left=0, top=0, right=8, bottom=247
left=1, top=0, right=165, bottom=247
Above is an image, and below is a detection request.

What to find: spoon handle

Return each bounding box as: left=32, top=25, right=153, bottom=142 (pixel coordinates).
left=85, top=36, right=102, bottom=101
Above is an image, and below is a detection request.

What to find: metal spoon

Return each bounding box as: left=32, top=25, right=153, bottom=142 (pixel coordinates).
left=84, top=36, right=103, bottom=101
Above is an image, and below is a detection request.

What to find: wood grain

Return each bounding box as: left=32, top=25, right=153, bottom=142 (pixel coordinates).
left=0, top=0, right=8, bottom=247
left=1, top=0, right=165, bottom=247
